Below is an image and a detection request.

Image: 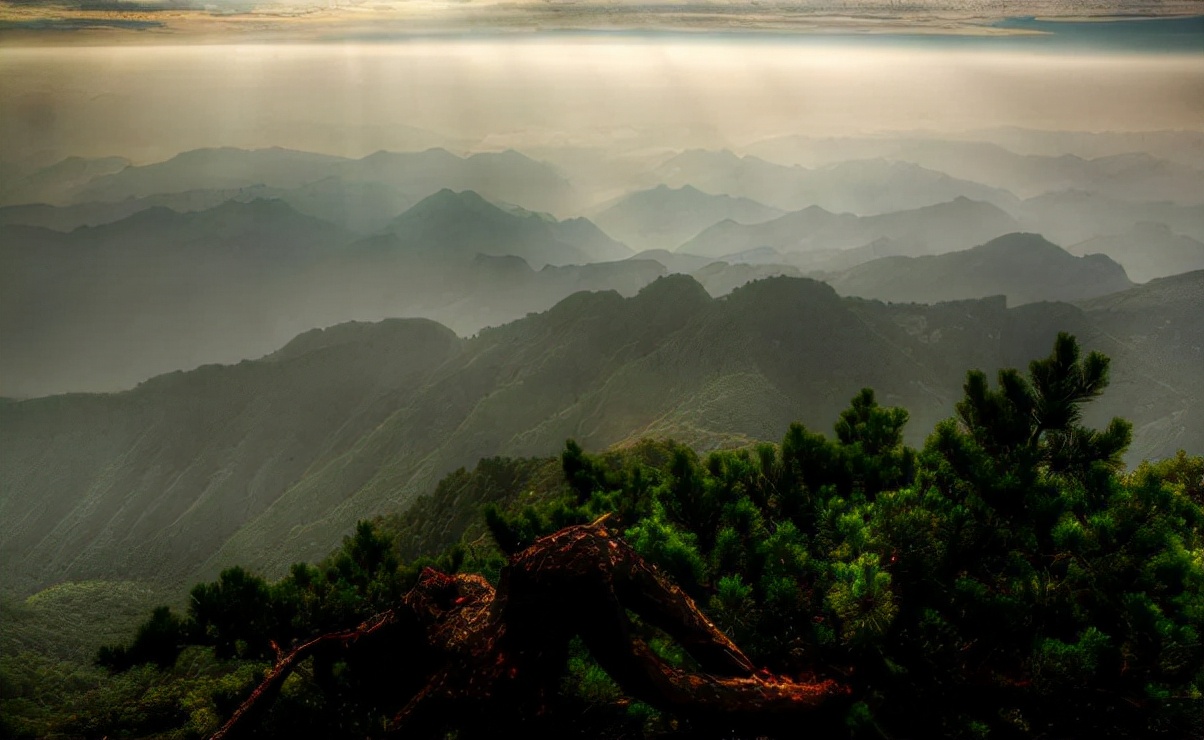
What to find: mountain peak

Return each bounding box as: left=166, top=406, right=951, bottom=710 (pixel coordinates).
left=409, top=188, right=497, bottom=213
left=634, top=273, right=712, bottom=305
left=725, top=274, right=841, bottom=311
left=975, top=232, right=1064, bottom=255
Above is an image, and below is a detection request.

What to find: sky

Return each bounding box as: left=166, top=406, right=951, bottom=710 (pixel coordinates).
left=0, top=3, right=1201, bottom=164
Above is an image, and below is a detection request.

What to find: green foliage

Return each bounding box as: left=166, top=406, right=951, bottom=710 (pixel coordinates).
left=624, top=501, right=708, bottom=593
left=1, top=647, right=266, bottom=740
left=16, top=334, right=1201, bottom=740
left=97, top=605, right=188, bottom=670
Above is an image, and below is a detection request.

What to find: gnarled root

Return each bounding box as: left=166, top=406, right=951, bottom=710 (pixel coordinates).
left=210, top=521, right=851, bottom=739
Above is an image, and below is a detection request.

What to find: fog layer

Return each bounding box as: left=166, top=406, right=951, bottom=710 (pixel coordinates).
left=3, top=41, right=1202, bottom=165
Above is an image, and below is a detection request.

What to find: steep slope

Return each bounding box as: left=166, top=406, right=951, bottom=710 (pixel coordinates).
left=0, top=319, right=464, bottom=594
left=681, top=198, right=1019, bottom=260
left=826, top=233, right=1133, bottom=305
left=594, top=184, right=782, bottom=251
left=1069, top=222, right=1204, bottom=283
left=1076, top=270, right=1204, bottom=458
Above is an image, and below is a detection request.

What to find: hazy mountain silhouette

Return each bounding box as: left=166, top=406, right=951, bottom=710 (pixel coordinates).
left=340, top=148, right=576, bottom=215
left=384, top=189, right=629, bottom=267
left=970, top=127, right=1204, bottom=168
left=72, top=147, right=345, bottom=202
left=745, top=136, right=1204, bottom=203
left=0, top=199, right=359, bottom=398
left=826, top=233, right=1133, bottom=305
left=593, top=184, right=782, bottom=251
left=4, top=272, right=1198, bottom=592
left=0, top=155, right=131, bottom=206
left=253, top=177, right=418, bottom=233
left=689, top=261, right=803, bottom=296
left=626, top=249, right=720, bottom=273
left=0, top=194, right=647, bottom=397
left=655, top=150, right=1019, bottom=214
left=1068, top=222, right=1204, bottom=283
left=681, top=197, right=1019, bottom=259
left=0, top=178, right=418, bottom=235
left=31, top=147, right=575, bottom=217
left=1015, top=190, right=1204, bottom=245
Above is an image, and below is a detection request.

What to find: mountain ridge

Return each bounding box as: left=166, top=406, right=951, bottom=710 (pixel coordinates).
left=3, top=273, right=1198, bottom=594
left=825, top=232, right=1133, bottom=305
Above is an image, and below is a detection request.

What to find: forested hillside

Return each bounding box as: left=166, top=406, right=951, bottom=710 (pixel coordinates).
left=4, top=335, right=1199, bottom=740
left=3, top=274, right=1201, bottom=595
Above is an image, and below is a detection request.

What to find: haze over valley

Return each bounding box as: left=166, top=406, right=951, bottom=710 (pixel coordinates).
left=3, top=130, right=1203, bottom=398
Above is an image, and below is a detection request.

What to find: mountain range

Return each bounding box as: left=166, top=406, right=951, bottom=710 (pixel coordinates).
left=1, top=147, right=579, bottom=217
left=384, top=188, right=629, bottom=267
left=680, top=197, right=1019, bottom=261
left=3, top=271, right=1200, bottom=595
left=825, top=233, right=1133, bottom=305
left=1068, top=222, right=1204, bottom=283
left=0, top=191, right=646, bottom=397
left=653, top=150, right=1021, bottom=214
left=593, top=184, right=782, bottom=251
left=743, top=135, right=1204, bottom=204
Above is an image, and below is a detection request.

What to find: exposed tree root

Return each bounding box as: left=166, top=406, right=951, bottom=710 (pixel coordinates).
left=210, top=519, right=851, bottom=739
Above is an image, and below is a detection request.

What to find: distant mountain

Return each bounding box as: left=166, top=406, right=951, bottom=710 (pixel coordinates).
left=0, top=199, right=359, bottom=398
left=0, top=155, right=130, bottom=206
left=4, top=272, right=1198, bottom=593
left=825, top=233, right=1133, bottom=305
left=0, top=178, right=418, bottom=234
left=593, top=184, right=782, bottom=251
left=385, top=189, right=629, bottom=267
left=654, top=150, right=1019, bottom=214
left=627, top=249, right=720, bottom=273
left=46, top=146, right=575, bottom=217
left=0, top=194, right=643, bottom=397
left=1069, top=222, right=1204, bottom=283
left=690, top=261, right=803, bottom=297
left=340, top=148, right=576, bottom=216
left=744, top=135, right=1204, bottom=203
left=73, top=147, right=345, bottom=202
left=970, top=127, right=1204, bottom=168
left=441, top=256, right=669, bottom=333
left=681, top=197, right=1019, bottom=260
left=1015, top=190, right=1204, bottom=246
left=0, top=199, right=187, bottom=232
left=256, top=177, right=417, bottom=233
left=624, top=248, right=801, bottom=297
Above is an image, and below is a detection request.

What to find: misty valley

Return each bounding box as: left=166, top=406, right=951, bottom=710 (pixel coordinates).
left=1, top=9, right=1203, bottom=740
